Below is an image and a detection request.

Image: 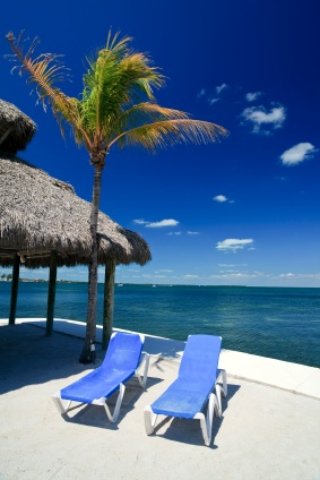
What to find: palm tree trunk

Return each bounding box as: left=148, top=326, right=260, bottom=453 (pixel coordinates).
left=79, top=162, right=103, bottom=363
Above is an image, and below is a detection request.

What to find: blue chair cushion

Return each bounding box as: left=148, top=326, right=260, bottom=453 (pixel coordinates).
left=60, top=333, right=143, bottom=403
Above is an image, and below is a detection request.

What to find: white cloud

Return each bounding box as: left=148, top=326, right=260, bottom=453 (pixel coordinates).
left=187, top=231, right=200, bottom=235
left=279, top=272, right=320, bottom=280
left=211, top=272, right=257, bottom=280
left=213, top=194, right=228, bottom=203
left=133, top=219, right=148, bottom=225
left=216, top=238, right=254, bottom=253
left=167, top=231, right=182, bottom=236
left=146, top=219, right=179, bottom=228
left=245, top=91, right=262, bottom=102
left=280, top=142, right=316, bottom=166
left=242, top=105, right=286, bottom=133
left=134, top=218, right=180, bottom=228
left=184, top=274, right=199, bottom=279
left=216, top=83, right=228, bottom=95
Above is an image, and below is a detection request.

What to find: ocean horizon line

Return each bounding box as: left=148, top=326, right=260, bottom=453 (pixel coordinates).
left=1, top=279, right=320, bottom=289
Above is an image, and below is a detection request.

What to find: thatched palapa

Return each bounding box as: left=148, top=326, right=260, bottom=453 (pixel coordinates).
left=0, top=99, right=36, bottom=155
left=0, top=156, right=151, bottom=267
left=0, top=98, right=151, bottom=337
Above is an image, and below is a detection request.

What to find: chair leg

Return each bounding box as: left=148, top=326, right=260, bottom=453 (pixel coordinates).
left=52, top=394, right=71, bottom=415
left=220, top=369, right=228, bottom=397
left=100, top=383, right=126, bottom=423
left=195, top=393, right=216, bottom=446
left=215, top=384, right=223, bottom=417
left=215, top=369, right=227, bottom=416
left=144, top=406, right=158, bottom=435
left=136, top=353, right=150, bottom=390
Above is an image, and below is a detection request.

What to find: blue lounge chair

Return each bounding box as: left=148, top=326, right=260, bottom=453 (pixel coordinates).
left=144, top=334, right=227, bottom=446
left=53, top=332, right=150, bottom=423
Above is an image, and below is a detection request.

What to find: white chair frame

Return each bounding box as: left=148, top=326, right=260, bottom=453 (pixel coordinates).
left=144, top=368, right=227, bottom=446
left=53, top=351, right=150, bottom=424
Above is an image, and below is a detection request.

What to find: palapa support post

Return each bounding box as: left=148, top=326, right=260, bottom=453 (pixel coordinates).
left=46, top=251, right=57, bottom=336
left=9, top=253, right=20, bottom=325
left=102, top=260, right=116, bottom=349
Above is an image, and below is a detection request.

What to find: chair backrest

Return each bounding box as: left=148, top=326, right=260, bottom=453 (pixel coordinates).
left=178, top=335, right=221, bottom=384
left=101, top=332, right=143, bottom=372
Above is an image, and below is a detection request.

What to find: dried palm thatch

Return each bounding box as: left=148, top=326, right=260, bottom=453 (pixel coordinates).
left=0, top=156, right=151, bottom=268
left=0, top=99, right=36, bottom=155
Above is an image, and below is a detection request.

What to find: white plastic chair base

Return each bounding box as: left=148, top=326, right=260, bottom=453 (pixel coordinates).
left=215, top=369, right=228, bottom=417
left=53, top=353, right=150, bottom=423
left=144, top=393, right=218, bottom=446
left=194, top=393, right=216, bottom=446
left=53, top=383, right=127, bottom=423
left=144, top=369, right=228, bottom=446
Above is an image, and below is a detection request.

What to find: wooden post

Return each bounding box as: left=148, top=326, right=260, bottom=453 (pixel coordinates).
left=9, top=254, right=20, bottom=325
left=102, top=260, right=116, bottom=349
left=46, top=251, right=57, bottom=336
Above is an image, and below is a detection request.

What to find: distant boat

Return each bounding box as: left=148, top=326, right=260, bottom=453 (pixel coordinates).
left=117, top=283, right=124, bottom=287
left=152, top=284, right=157, bottom=288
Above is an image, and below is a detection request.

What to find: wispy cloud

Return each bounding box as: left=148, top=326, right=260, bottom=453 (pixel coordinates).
left=216, top=238, right=254, bottom=253
left=197, top=83, right=228, bottom=106
left=197, top=88, right=206, bottom=99
left=208, top=97, right=219, bottom=105
left=216, top=83, right=228, bottom=95
left=133, top=218, right=179, bottom=228
left=168, top=230, right=200, bottom=236
left=210, top=272, right=259, bottom=280
left=280, top=142, right=316, bottom=166
left=133, top=219, right=149, bottom=225
left=242, top=104, right=286, bottom=134
left=278, top=272, right=320, bottom=280
left=245, top=91, right=262, bottom=102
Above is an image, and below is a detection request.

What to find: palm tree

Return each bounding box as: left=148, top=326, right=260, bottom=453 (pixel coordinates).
left=7, top=31, right=228, bottom=363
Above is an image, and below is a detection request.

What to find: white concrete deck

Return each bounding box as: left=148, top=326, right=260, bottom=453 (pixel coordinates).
left=2, top=317, right=319, bottom=399
left=1, top=318, right=320, bottom=479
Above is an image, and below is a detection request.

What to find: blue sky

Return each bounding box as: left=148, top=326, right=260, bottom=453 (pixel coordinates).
left=1, top=0, right=320, bottom=286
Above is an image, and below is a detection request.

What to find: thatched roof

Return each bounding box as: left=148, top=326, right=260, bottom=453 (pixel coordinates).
left=0, top=156, right=151, bottom=268
left=0, top=99, right=36, bottom=155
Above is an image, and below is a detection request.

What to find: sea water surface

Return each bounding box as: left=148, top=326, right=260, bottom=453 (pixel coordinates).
left=1, top=282, right=319, bottom=367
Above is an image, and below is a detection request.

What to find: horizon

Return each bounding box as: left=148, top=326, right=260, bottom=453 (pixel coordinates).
left=1, top=0, right=320, bottom=288
left=1, top=273, right=320, bottom=290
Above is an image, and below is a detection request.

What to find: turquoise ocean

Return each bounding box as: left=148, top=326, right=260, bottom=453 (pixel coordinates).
left=1, top=282, right=319, bottom=368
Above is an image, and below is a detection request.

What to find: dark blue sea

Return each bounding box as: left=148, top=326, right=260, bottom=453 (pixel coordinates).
left=1, top=282, right=319, bottom=367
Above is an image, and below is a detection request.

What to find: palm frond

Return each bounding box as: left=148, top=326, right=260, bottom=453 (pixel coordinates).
left=105, top=30, right=132, bottom=56
left=120, top=102, right=189, bottom=130
left=6, top=30, right=228, bottom=157
left=7, top=32, right=68, bottom=105
left=80, top=32, right=164, bottom=139
left=119, top=53, right=164, bottom=98
left=109, top=119, right=228, bottom=151
left=6, top=31, right=90, bottom=147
